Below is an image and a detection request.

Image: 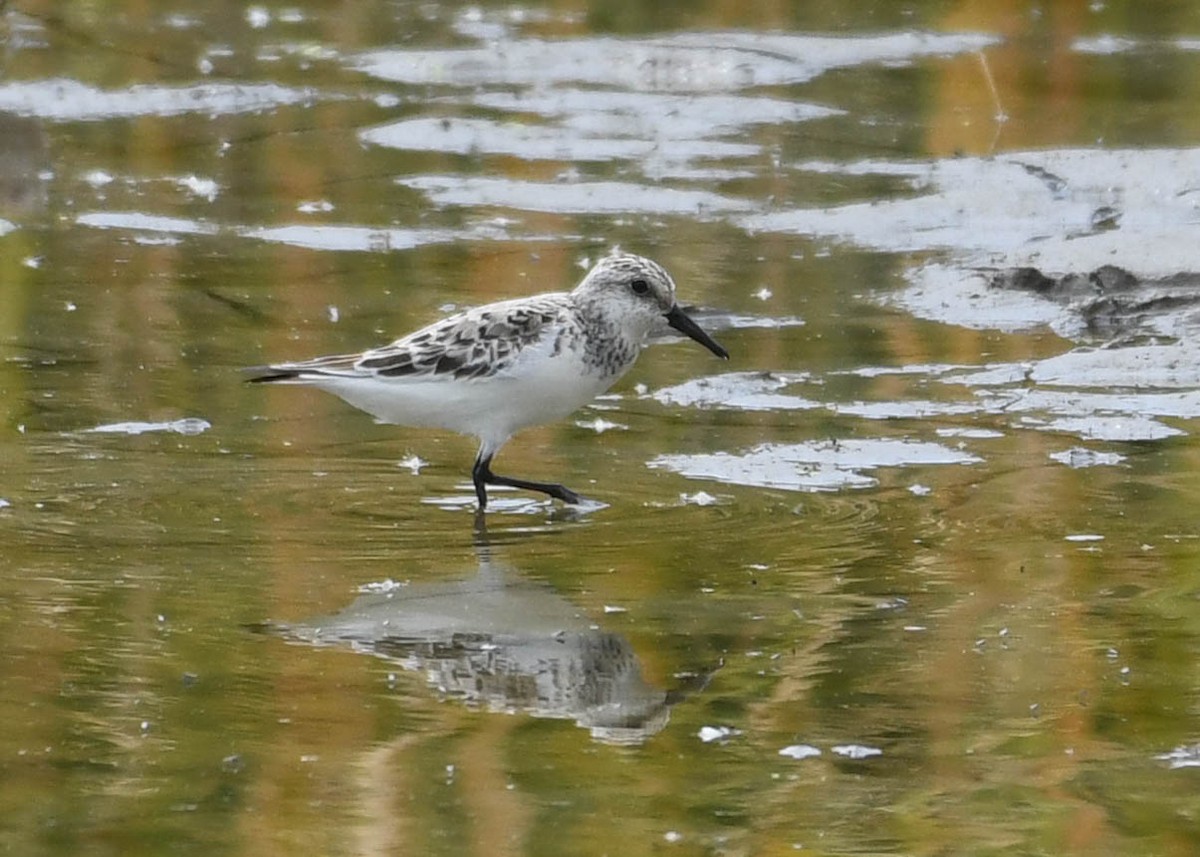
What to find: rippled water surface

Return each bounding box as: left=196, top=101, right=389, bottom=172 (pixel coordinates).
left=4, top=2, right=1200, bottom=855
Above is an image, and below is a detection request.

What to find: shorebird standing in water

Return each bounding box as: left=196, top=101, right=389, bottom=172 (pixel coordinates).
left=249, top=252, right=728, bottom=510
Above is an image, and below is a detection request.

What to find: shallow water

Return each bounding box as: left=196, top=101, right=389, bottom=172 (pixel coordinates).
left=3, top=2, right=1200, bottom=855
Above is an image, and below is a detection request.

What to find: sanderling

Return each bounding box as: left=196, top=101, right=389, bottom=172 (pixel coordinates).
left=249, top=252, right=728, bottom=509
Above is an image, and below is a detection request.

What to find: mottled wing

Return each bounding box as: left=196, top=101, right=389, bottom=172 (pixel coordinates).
left=353, top=295, right=571, bottom=381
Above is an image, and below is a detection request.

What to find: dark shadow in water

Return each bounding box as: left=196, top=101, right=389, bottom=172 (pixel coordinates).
left=264, top=539, right=709, bottom=745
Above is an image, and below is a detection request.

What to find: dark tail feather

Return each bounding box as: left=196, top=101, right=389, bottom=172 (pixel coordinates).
left=243, top=366, right=301, bottom=383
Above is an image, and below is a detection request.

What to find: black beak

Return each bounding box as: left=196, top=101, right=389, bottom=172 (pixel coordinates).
left=665, top=305, right=729, bottom=360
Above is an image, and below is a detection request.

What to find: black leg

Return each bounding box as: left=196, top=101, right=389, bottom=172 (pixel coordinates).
left=472, top=455, right=491, bottom=510
left=472, top=453, right=582, bottom=509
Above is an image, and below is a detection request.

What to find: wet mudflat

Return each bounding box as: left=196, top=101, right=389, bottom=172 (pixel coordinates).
left=2, top=2, right=1200, bottom=855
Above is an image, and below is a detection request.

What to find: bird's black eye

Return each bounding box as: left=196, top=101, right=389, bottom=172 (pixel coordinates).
left=630, top=278, right=650, bottom=295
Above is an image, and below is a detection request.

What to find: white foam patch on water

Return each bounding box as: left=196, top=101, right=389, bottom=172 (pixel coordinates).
left=77, top=211, right=220, bottom=236
left=652, top=348, right=1199, bottom=446
left=240, top=224, right=440, bottom=253
left=450, top=5, right=572, bottom=40
left=1156, top=745, right=1200, bottom=769
left=575, top=417, right=627, bottom=434
left=76, top=212, right=519, bottom=253
left=711, top=313, right=806, bottom=330
left=831, top=744, right=883, bottom=759
left=824, top=384, right=1199, bottom=440
left=989, top=387, right=1200, bottom=420
left=357, top=578, right=407, bottom=594
left=839, top=363, right=976, bottom=379
left=1050, top=447, right=1126, bottom=468
left=891, top=265, right=1076, bottom=335
left=85, top=418, right=211, bottom=436
left=365, top=116, right=757, bottom=164
left=395, top=175, right=752, bottom=217
left=828, top=400, right=984, bottom=420
left=905, top=343, right=1200, bottom=441
left=83, top=169, right=114, bottom=187
left=744, top=149, right=1200, bottom=377
left=698, top=725, right=740, bottom=743
left=743, top=156, right=1096, bottom=255
left=972, top=386, right=1198, bottom=441
left=177, top=175, right=219, bottom=202
left=652, top=355, right=1194, bottom=446
left=987, top=387, right=1195, bottom=435
left=397, top=454, right=427, bottom=475
left=648, top=439, right=980, bottom=493
left=0, top=218, right=14, bottom=236
left=950, top=342, right=1200, bottom=390
left=648, top=372, right=817, bottom=411
left=936, top=427, right=1005, bottom=439
left=779, top=744, right=821, bottom=760
left=1073, top=35, right=1200, bottom=55
left=1071, top=35, right=1141, bottom=55
left=0, top=79, right=324, bottom=121
left=744, top=148, right=1200, bottom=277
left=464, top=89, right=840, bottom=138
left=679, top=491, right=722, bottom=507
left=353, top=31, right=998, bottom=91
left=899, top=264, right=1200, bottom=341
left=245, top=5, right=270, bottom=28
left=355, top=31, right=989, bottom=179
left=1035, top=415, right=1183, bottom=442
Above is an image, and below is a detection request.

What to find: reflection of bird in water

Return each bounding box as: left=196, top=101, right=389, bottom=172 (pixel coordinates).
left=266, top=546, right=711, bottom=744
left=378, top=626, right=668, bottom=743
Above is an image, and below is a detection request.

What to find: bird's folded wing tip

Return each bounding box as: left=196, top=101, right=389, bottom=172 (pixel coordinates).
left=243, top=365, right=298, bottom=383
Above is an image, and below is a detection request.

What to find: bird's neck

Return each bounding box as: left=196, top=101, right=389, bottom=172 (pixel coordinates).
left=574, top=302, right=643, bottom=380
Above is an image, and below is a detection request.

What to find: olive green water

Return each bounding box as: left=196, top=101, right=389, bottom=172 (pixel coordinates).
left=3, top=2, right=1200, bottom=855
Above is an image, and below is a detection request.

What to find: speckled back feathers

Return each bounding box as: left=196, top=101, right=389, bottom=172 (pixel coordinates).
left=259, top=252, right=678, bottom=385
